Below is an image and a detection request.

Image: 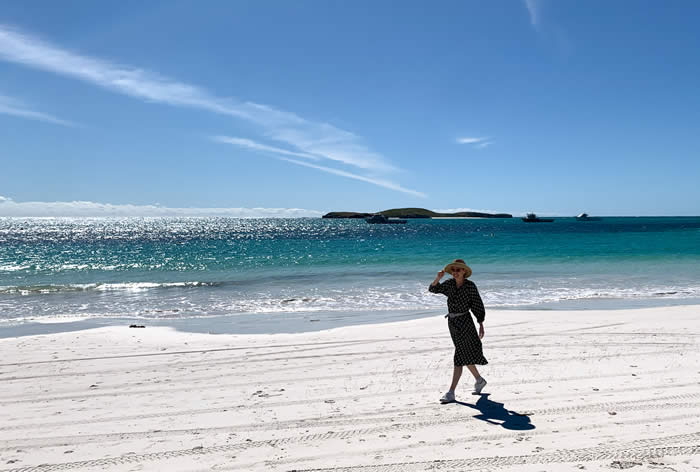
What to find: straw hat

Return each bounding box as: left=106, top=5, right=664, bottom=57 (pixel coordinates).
left=444, top=259, right=472, bottom=278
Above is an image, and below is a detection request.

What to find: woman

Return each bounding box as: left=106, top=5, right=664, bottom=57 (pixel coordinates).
left=429, top=258, right=487, bottom=403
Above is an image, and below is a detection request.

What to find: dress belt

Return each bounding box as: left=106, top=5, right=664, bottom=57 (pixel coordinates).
left=446, top=312, right=468, bottom=319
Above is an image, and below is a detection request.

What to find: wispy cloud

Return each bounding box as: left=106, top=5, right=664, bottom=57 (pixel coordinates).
left=278, top=158, right=426, bottom=198
left=524, top=0, right=539, bottom=28
left=522, top=2, right=571, bottom=55
left=524, top=0, right=541, bottom=30
left=0, top=26, right=249, bottom=117
left=0, top=195, right=322, bottom=218
left=211, top=136, right=320, bottom=160
left=457, top=136, right=493, bottom=149
left=213, top=136, right=427, bottom=198
left=457, top=137, right=487, bottom=144
left=0, top=94, right=75, bottom=126
left=239, top=104, right=397, bottom=173
left=0, top=25, right=397, bottom=174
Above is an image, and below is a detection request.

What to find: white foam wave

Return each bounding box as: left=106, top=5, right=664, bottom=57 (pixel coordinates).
left=482, top=285, right=700, bottom=307
left=2, top=281, right=700, bottom=327
left=0, top=264, right=31, bottom=272
left=0, top=281, right=214, bottom=295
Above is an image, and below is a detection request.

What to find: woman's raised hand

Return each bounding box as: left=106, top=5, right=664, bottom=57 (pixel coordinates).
left=431, top=270, right=445, bottom=287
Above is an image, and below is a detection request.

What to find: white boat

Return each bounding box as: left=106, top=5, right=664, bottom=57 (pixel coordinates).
left=576, top=213, right=601, bottom=221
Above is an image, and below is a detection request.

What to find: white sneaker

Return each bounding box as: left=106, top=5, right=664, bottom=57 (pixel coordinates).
left=473, top=377, right=487, bottom=394
left=439, top=391, right=455, bottom=404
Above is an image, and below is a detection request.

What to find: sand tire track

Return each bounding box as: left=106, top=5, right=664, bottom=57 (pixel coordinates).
left=3, top=434, right=700, bottom=472
left=286, top=444, right=700, bottom=472
left=2, top=387, right=699, bottom=434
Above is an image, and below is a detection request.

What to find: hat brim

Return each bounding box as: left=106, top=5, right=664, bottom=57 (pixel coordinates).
left=444, top=263, right=472, bottom=278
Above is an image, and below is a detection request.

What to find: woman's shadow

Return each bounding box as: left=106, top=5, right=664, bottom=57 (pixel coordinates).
left=456, top=394, right=535, bottom=430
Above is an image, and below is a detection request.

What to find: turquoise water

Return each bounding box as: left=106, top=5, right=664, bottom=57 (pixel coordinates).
left=1, top=217, right=699, bottom=329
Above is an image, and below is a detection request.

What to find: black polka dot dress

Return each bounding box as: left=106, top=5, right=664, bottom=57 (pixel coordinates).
left=429, top=278, right=488, bottom=366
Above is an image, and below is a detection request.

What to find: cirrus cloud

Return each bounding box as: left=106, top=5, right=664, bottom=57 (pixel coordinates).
left=0, top=93, right=76, bottom=126
left=0, top=25, right=400, bottom=175
left=457, top=136, right=494, bottom=149
left=212, top=136, right=426, bottom=198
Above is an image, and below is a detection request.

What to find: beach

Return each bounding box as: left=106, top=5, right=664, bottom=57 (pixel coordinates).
left=2, top=304, right=700, bottom=471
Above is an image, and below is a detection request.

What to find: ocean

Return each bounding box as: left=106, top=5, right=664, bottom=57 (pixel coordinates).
left=1, top=216, right=699, bottom=334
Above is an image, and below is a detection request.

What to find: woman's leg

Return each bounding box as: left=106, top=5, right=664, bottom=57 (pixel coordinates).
left=466, top=364, right=481, bottom=380
left=449, top=365, right=463, bottom=391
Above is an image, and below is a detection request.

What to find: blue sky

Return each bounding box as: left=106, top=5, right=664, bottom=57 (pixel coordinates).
left=1, top=0, right=699, bottom=216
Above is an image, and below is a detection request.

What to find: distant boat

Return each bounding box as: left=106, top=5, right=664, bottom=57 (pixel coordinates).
left=576, top=213, right=602, bottom=221
left=365, top=214, right=407, bottom=224
left=522, top=213, right=554, bottom=223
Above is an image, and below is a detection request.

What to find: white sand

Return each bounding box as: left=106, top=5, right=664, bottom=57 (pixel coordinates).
left=1, top=305, right=700, bottom=471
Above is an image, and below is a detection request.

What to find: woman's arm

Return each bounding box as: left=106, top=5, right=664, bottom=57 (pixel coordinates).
left=428, top=270, right=447, bottom=294
left=469, top=282, right=486, bottom=324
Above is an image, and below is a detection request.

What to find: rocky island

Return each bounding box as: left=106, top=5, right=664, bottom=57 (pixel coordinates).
left=322, top=208, right=512, bottom=219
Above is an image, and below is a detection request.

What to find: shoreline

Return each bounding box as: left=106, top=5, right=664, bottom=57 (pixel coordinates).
left=1, top=304, right=699, bottom=471
left=3, top=297, right=700, bottom=339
